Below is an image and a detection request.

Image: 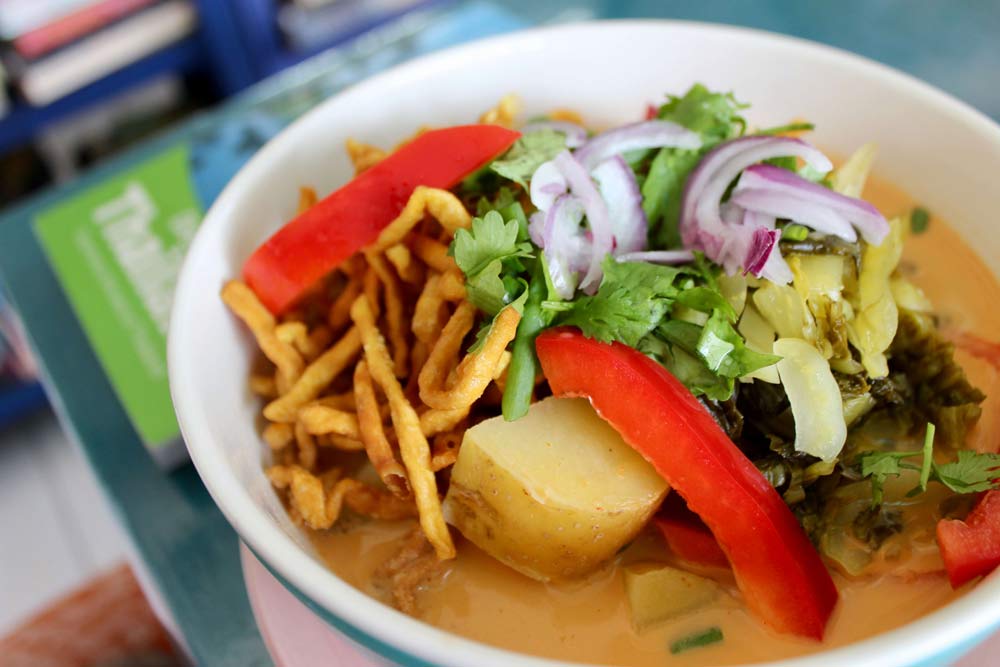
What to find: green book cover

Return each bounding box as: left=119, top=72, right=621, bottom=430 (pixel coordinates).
left=34, top=146, right=201, bottom=464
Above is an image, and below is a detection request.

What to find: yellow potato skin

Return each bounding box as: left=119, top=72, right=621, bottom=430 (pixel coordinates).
left=443, top=397, right=669, bottom=581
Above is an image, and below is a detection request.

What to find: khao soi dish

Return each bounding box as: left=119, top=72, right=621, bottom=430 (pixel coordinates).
left=222, top=85, right=1000, bottom=664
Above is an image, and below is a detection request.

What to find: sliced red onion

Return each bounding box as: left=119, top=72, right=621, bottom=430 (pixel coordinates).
left=680, top=136, right=834, bottom=281
left=731, top=188, right=857, bottom=241
left=521, top=120, right=588, bottom=148
left=743, top=209, right=776, bottom=230
left=744, top=227, right=780, bottom=275
left=553, top=151, right=613, bottom=294
left=737, top=210, right=795, bottom=283
left=615, top=250, right=695, bottom=264
left=591, top=156, right=647, bottom=255
left=719, top=201, right=745, bottom=226
left=736, top=208, right=793, bottom=283
left=574, top=120, right=701, bottom=171
left=736, top=164, right=888, bottom=244
left=760, top=245, right=794, bottom=284
left=528, top=211, right=546, bottom=246
left=681, top=136, right=832, bottom=246
left=543, top=194, right=589, bottom=299
left=529, top=160, right=567, bottom=212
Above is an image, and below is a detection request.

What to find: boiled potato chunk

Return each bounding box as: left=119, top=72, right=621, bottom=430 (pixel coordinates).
left=623, top=563, right=722, bottom=632
left=443, top=397, right=669, bottom=581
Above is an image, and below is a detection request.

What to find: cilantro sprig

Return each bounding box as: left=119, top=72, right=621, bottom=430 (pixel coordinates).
left=545, top=256, right=778, bottom=401
left=489, top=129, right=567, bottom=188
left=451, top=210, right=533, bottom=316
left=859, top=423, right=1000, bottom=506
left=449, top=206, right=555, bottom=421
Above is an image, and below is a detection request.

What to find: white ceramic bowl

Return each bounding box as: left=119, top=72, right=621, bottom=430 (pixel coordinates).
left=169, top=20, right=1000, bottom=667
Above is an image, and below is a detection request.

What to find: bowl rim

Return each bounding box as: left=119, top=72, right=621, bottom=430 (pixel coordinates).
left=169, top=17, right=1000, bottom=667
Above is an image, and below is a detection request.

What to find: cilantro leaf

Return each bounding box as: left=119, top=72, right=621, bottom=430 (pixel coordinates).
left=451, top=210, right=533, bottom=316
left=637, top=334, right=734, bottom=402
left=858, top=422, right=1000, bottom=506
left=859, top=451, right=922, bottom=506
left=657, top=84, right=748, bottom=144
left=641, top=149, right=703, bottom=248
left=699, top=310, right=780, bottom=377
left=932, top=450, right=1000, bottom=495
left=489, top=130, right=566, bottom=188
left=674, top=286, right=737, bottom=322
left=555, top=258, right=688, bottom=346
left=644, top=85, right=748, bottom=248
left=658, top=313, right=777, bottom=381
left=549, top=250, right=775, bottom=402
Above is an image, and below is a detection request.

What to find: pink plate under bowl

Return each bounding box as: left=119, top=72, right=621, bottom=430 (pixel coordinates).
left=241, top=544, right=390, bottom=667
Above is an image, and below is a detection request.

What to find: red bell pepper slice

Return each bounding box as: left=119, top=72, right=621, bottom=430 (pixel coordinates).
left=654, top=495, right=730, bottom=569
left=243, top=124, right=520, bottom=313
left=535, top=328, right=839, bottom=640
left=938, top=490, right=1000, bottom=588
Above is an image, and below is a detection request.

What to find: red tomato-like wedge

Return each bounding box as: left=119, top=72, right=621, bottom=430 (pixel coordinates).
left=535, top=328, right=839, bottom=639
left=938, top=490, right=1000, bottom=588
left=654, top=495, right=730, bottom=569
left=243, top=124, right=520, bottom=313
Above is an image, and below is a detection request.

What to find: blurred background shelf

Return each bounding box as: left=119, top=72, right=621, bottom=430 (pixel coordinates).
left=0, top=0, right=447, bottom=205
left=0, top=37, right=202, bottom=154
left=0, top=381, right=46, bottom=431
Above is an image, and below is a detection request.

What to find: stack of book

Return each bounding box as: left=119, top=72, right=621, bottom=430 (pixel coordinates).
left=0, top=0, right=196, bottom=107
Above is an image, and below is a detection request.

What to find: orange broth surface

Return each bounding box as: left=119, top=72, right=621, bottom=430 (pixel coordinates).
left=307, top=175, right=1000, bottom=666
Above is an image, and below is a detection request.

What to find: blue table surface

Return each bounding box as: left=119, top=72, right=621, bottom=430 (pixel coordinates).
left=0, top=2, right=997, bottom=666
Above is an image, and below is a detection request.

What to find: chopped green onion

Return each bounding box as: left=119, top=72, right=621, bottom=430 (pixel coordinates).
left=540, top=300, right=574, bottom=313
left=756, top=122, right=815, bottom=136
left=502, top=264, right=548, bottom=421
left=920, top=423, right=936, bottom=492
left=910, top=207, right=931, bottom=234
left=781, top=223, right=810, bottom=241
left=670, top=627, right=724, bottom=655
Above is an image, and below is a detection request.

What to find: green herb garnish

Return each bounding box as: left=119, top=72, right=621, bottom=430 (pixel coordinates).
left=450, top=210, right=532, bottom=316
left=643, top=84, right=748, bottom=248
left=670, top=627, right=724, bottom=655
left=910, top=206, right=931, bottom=234
left=859, top=423, right=1000, bottom=506
left=755, top=121, right=816, bottom=135
left=919, top=422, right=936, bottom=491
left=489, top=130, right=566, bottom=188
left=781, top=223, right=810, bottom=241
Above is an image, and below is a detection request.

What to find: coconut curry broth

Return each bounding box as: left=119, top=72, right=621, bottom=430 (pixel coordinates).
left=307, top=177, right=1000, bottom=666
